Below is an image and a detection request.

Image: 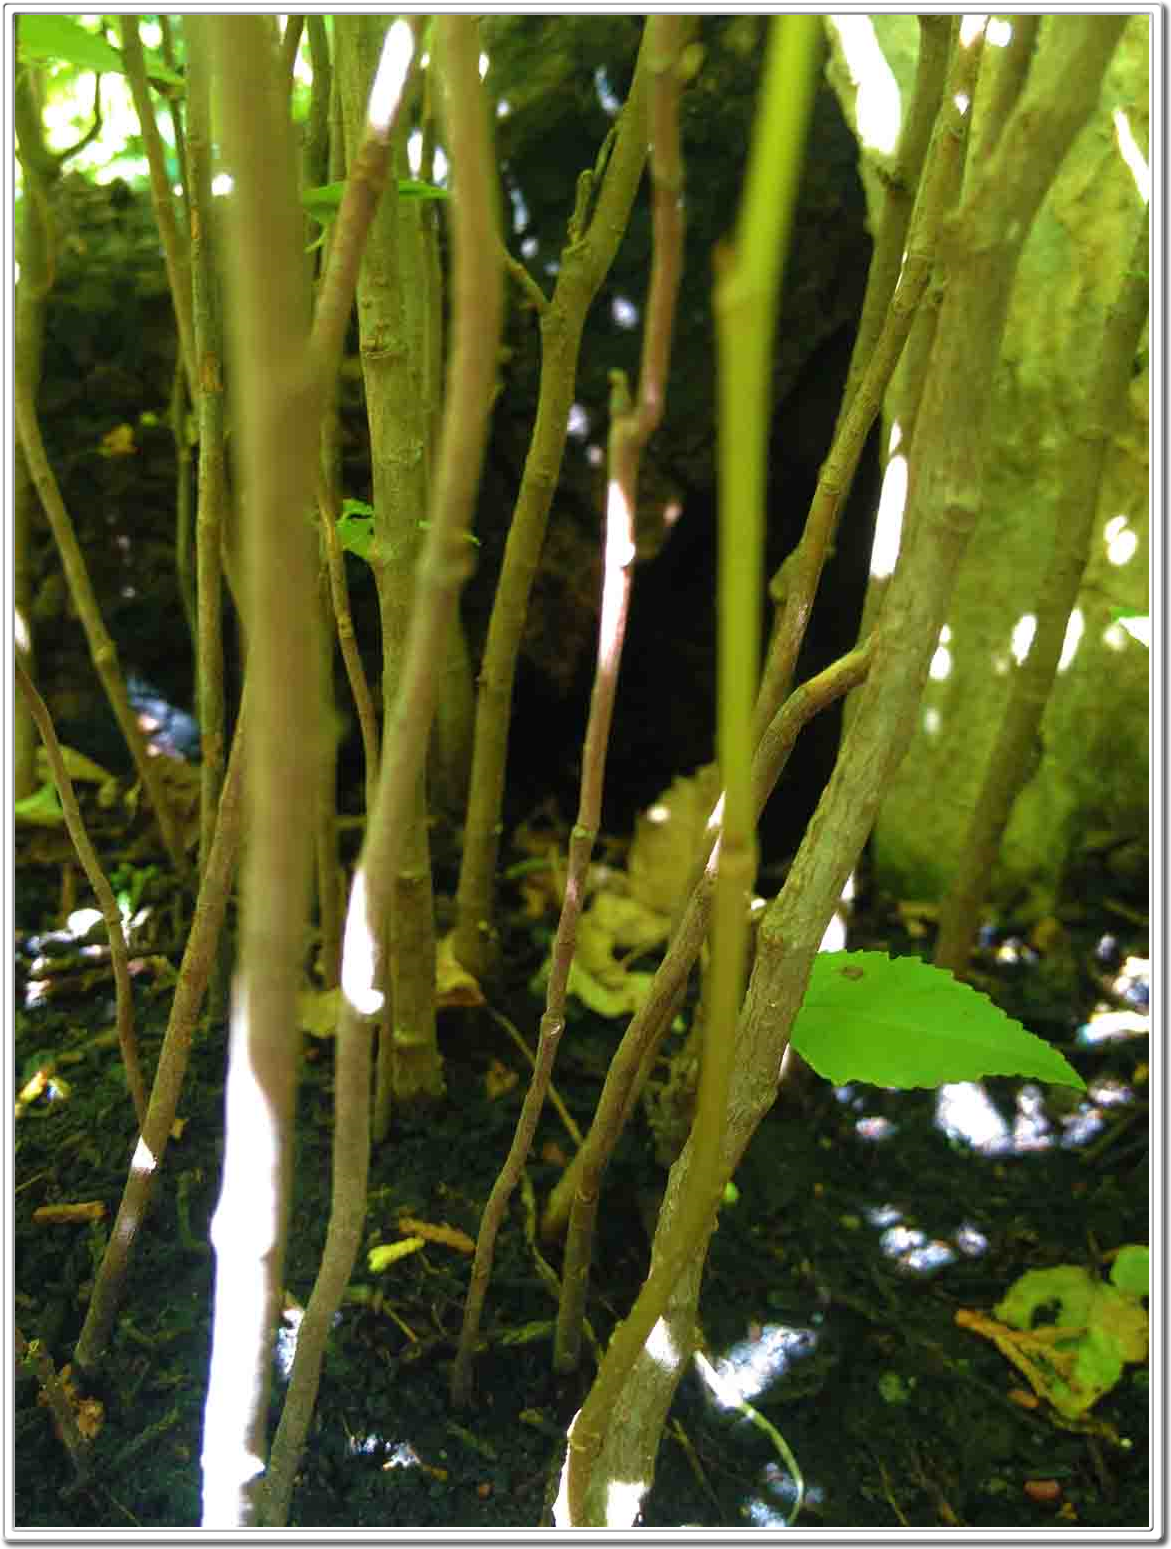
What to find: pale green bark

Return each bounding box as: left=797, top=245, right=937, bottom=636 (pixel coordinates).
left=337, top=17, right=443, bottom=1122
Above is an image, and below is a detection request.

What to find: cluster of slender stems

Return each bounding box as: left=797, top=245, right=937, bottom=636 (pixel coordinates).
left=13, top=10, right=1137, bottom=1532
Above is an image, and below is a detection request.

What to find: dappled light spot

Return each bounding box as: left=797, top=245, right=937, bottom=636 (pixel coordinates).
left=611, top=295, right=639, bottom=330
left=1089, top=1076, right=1136, bottom=1108
left=855, top=1115, right=896, bottom=1142
left=1113, top=955, right=1149, bottom=1008
left=819, top=903, right=848, bottom=954
left=986, top=17, right=1014, bottom=47
left=932, top=1076, right=1141, bottom=1160
left=1113, top=109, right=1150, bottom=204
left=567, top=403, right=590, bottom=439
left=869, top=452, right=906, bottom=578
left=954, top=1222, right=989, bottom=1257
left=741, top=1466, right=825, bottom=1527
left=1011, top=1083, right=1052, bottom=1152
left=928, top=643, right=951, bottom=682
left=936, top=1081, right=1013, bottom=1154
left=1010, top=614, right=1036, bottom=665
left=878, top=1225, right=956, bottom=1274
left=1078, top=1004, right=1148, bottom=1046
left=645, top=1315, right=679, bottom=1371
left=211, top=172, right=233, bottom=198
left=1057, top=607, right=1084, bottom=672
left=340, top=867, right=384, bottom=1017
left=827, top=17, right=900, bottom=157
left=370, top=20, right=416, bottom=137
left=67, top=907, right=104, bottom=939
left=594, top=65, right=621, bottom=117
left=995, top=936, right=1037, bottom=966
left=1104, top=515, right=1139, bottom=567
left=274, top=1303, right=303, bottom=1381
left=510, top=185, right=531, bottom=234
left=704, top=1322, right=820, bottom=1408
left=130, top=1134, right=158, bottom=1176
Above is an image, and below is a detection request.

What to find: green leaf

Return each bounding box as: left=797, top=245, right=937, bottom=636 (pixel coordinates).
left=791, top=951, right=1086, bottom=1091
left=19, top=16, right=124, bottom=75
left=15, top=782, right=64, bottom=828
left=337, top=501, right=375, bottom=563
left=19, top=16, right=184, bottom=87
left=301, top=180, right=346, bottom=217
left=1110, top=1244, right=1149, bottom=1298
left=397, top=178, right=450, bottom=201
left=992, top=1263, right=1148, bottom=1418
left=300, top=177, right=450, bottom=225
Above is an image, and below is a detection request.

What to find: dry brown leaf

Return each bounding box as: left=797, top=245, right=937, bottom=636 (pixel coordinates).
left=397, top=1216, right=476, bottom=1254
left=33, top=1202, right=106, bottom=1225
left=484, top=1057, right=518, bottom=1101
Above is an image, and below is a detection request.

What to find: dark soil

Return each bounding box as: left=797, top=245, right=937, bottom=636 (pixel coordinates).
left=14, top=808, right=1150, bottom=1530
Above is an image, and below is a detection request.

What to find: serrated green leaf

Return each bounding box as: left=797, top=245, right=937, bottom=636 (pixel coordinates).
left=791, top=951, right=1086, bottom=1091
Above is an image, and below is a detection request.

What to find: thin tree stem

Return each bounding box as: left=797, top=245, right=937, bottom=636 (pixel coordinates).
left=452, top=22, right=656, bottom=980
left=16, top=658, right=147, bottom=1130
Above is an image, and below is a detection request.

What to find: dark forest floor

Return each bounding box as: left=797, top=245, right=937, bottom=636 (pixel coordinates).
left=14, top=798, right=1150, bottom=1531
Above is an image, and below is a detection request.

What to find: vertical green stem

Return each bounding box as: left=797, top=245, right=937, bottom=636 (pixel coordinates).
left=452, top=24, right=655, bottom=980
left=563, top=16, right=820, bottom=1521
left=201, top=17, right=323, bottom=1525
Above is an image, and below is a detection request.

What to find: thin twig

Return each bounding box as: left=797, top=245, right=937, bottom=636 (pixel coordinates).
left=487, top=1007, right=583, bottom=1148
left=16, top=659, right=146, bottom=1130
left=15, top=1326, right=91, bottom=1479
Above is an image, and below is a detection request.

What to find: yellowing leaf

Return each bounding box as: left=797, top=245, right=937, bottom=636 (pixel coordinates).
left=567, top=959, right=656, bottom=1018
left=298, top=986, right=341, bottom=1038
left=627, top=767, right=720, bottom=916
left=368, top=1237, right=425, bottom=1272
left=99, top=423, right=137, bottom=457
left=436, top=933, right=485, bottom=1009
left=576, top=891, right=669, bottom=986
left=36, top=746, right=116, bottom=786
left=960, top=1260, right=1149, bottom=1421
